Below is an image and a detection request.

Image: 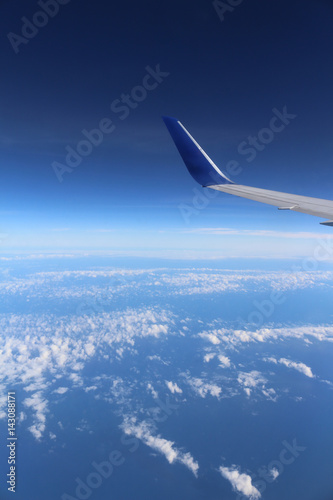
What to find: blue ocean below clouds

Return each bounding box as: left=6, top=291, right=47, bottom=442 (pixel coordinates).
left=0, top=257, right=332, bottom=500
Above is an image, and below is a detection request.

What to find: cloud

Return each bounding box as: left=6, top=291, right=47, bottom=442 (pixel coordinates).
left=23, top=392, right=48, bottom=440
left=182, top=227, right=333, bottom=240
left=199, top=332, right=221, bottom=345
left=165, top=381, right=182, bottom=394
left=238, top=371, right=267, bottom=390
left=199, top=324, right=333, bottom=349
left=84, top=385, right=98, bottom=392
left=53, top=387, right=69, bottom=395
left=264, top=356, right=278, bottom=364
left=185, top=376, right=221, bottom=398
left=270, top=467, right=280, bottom=480
left=0, top=264, right=330, bottom=445
left=1, top=267, right=333, bottom=300
left=146, top=355, right=169, bottom=365
left=262, top=388, right=277, bottom=402
left=122, top=418, right=199, bottom=477
left=18, top=412, right=26, bottom=423
left=219, top=465, right=261, bottom=499
left=204, top=353, right=216, bottom=363
left=0, top=307, right=174, bottom=439
left=265, top=356, right=315, bottom=378
left=237, top=371, right=277, bottom=400
left=147, top=383, right=159, bottom=399
left=218, top=354, right=231, bottom=368
left=278, top=358, right=315, bottom=378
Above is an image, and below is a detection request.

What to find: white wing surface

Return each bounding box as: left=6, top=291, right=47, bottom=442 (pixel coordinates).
left=163, top=116, right=333, bottom=226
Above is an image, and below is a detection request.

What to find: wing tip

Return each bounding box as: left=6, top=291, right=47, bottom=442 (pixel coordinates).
left=162, top=116, right=233, bottom=187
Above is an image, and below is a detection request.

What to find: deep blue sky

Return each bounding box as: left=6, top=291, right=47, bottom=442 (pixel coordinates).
left=1, top=0, right=333, bottom=254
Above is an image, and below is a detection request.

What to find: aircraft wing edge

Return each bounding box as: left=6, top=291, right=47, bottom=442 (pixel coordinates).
left=210, top=184, right=333, bottom=221
left=163, top=116, right=333, bottom=225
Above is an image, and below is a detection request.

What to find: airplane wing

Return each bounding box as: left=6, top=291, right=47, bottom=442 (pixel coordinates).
left=163, top=116, right=333, bottom=226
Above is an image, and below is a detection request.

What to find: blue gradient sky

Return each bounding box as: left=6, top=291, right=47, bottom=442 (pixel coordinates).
left=1, top=0, right=333, bottom=256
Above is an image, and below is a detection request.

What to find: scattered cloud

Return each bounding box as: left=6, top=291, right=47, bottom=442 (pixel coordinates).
left=238, top=371, right=267, bottom=392
left=0, top=264, right=330, bottom=446
left=204, top=353, right=216, bottom=363
left=199, top=324, right=333, bottom=349
left=199, top=332, right=221, bottom=345
left=184, top=376, right=221, bottom=398
left=165, top=381, right=183, bottom=394
left=147, top=383, right=159, bottom=399
left=23, top=392, right=48, bottom=440
left=278, top=358, right=315, bottom=378
left=53, top=387, right=69, bottom=395
left=270, top=467, right=280, bottom=480
left=0, top=307, right=174, bottom=439
left=2, top=267, right=333, bottom=300
left=265, top=356, right=315, bottom=378
left=122, top=418, right=199, bottom=476
left=218, top=354, right=231, bottom=368
left=219, top=465, right=261, bottom=499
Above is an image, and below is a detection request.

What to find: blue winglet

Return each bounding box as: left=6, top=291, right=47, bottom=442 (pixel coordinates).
left=162, top=116, right=233, bottom=187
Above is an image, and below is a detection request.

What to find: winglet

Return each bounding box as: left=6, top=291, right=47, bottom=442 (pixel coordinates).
left=162, top=116, right=233, bottom=187
left=320, top=220, right=333, bottom=226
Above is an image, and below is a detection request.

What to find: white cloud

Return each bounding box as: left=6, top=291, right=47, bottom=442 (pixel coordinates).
left=204, top=353, right=216, bottom=363
left=28, top=424, right=46, bottom=440
left=147, top=383, right=158, bottom=399
left=84, top=343, right=95, bottom=356
left=1, top=264, right=331, bottom=445
left=238, top=371, right=267, bottom=390
left=1, top=267, right=333, bottom=300
left=265, top=356, right=315, bottom=378
left=146, top=355, right=169, bottom=365
left=24, top=382, right=49, bottom=392
left=122, top=418, right=199, bottom=476
left=185, top=376, right=221, bottom=398
left=199, top=324, right=333, bottom=349
left=183, top=227, right=333, bottom=240
left=0, top=307, right=174, bottom=439
left=199, top=332, right=220, bottom=345
left=23, top=392, right=48, bottom=440
left=278, top=358, right=315, bottom=378
left=165, top=381, right=182, bottom=394
left=219, top=465, right=261, bottom=499
left=262, top=388, right=277, bottom=402
left=264, top=356, right=277, bottom=364
left=84, top=385, right=98, bottom=393
left=18, top=412, right=26, bottom=423
left=53, top=387, right=69, bottom=395
left=270, top=467, right=280, bottom=480
left=218, top=354, right=231, bottom=368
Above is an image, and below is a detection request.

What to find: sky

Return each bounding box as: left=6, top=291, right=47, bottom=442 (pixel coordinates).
left=1, top=0, right=333, bottom=256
